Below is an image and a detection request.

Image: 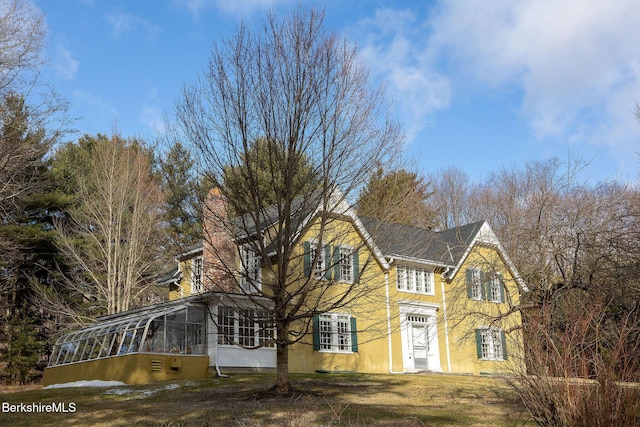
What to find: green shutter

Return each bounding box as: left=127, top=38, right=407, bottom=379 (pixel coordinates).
left=303, top=241, right=311, bottom=277
left=324, top=245, right=332, bottom=280
left=475, top=329, right=483, bottom=359
left=466, top=269, right=473, bottom=298
left=333, top=246, right=341, bottom=281
left=353, top=251, right=360, bottom=283
left=312, top=315, right=320, bottom=351
left=498, top=274, right=505, bottom=303
left=350, top=317, right=358, bottom=352
left=501, top=330, right=508, bottom=360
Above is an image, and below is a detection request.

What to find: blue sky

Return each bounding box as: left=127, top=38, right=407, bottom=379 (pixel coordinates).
left=35, top=0, right=640, bottom=184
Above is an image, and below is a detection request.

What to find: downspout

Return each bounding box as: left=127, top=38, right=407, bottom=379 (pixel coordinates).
left=176, top=260, right=183, bottom=299
left=441, top=268, right=452, bottom=373
left=385, top=269, right=403, bottom=374
left=210, top=300, right=228, bottom=378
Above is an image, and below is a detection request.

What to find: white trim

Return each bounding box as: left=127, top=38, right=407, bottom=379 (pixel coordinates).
left=318, top=312, right=353, bottom=353
left=175, top=246, right=203, bottom=261
left=477, top=326, right=505, bottom=361
left=385, top=271, right=403, bottom=374
left=446, top=222, right=528, bottom=292
left=337, top=245, right=355, bottom=283
left=440, top=271, right=452, bottom=373
left=396, top=265, right=435, bottom=295
left=398, top=301, right=442, bottom=373
left=191, top=256, right=204, bottom=294
left=239, top=244, right=262, bottom=293
left=388, top=254, right=451, bottom=270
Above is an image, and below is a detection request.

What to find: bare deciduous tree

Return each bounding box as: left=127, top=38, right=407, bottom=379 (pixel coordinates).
left=52, top=135, right=166, bottom=319
left=428, top=165, right=472, bottom=229
left=438, top=156, right=640, bottom=424
left=172, top=8, right=403, bottom=393
left=0, top=0, right=45, bottom=93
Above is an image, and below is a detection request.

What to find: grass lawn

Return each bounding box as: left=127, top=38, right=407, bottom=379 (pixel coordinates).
left=0, top=373, right=534, bottom=426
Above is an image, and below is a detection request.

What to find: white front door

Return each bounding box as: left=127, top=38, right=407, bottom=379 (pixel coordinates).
left=399, top=303, right=442, bottom=373
left=411, top=323, right=429, bottom=369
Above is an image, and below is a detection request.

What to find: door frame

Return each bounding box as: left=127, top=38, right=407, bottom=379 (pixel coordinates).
left=398, top=301, right=442, bottom=372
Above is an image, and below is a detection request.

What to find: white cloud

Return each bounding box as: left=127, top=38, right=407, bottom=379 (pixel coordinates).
left=53, top=44, right=79, bottom=80
left=428, top=0, right=640, bottom=147
left=74, top=89, right=119, bottom=132
left=354, top=7, right=451, bottom=143
left=179, top=0, right=293, bottom=19
left=106, top=10, right=161, bottom=38
left=140, top=86, right=166, bottom=135
left=140, top=106, right=164, bottom=134
left=214, top=0, right=293, bottom=15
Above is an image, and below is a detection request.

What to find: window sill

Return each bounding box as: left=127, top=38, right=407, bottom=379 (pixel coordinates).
left=397, top=289, right=435, bottom=296
left=318, top=349, right=354, bottom=354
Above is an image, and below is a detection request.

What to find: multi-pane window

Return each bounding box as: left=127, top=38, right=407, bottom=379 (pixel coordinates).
left=238, top=309, right=256, bottom=346
left=488, top=274, right=503, bottom=303
left=304, top=241, right=359, bottom=283
left=217, top=306, right=235, bottom=345
left=476, top=328, right=507, bottom=361
left=257, top=310, right=275, bottom=347
left=466, top=268, right=505, bottom=303
left=240, top=245, right=261, bottom=293
left=310, top=243, right=326, bottom=278
left=339, top=246, right=353, bottom=283
left=192, top=257, right=203, bottom=294
left=397, top=266, right=434, bottom=295
left=315, top=313, right=356, bottom=352
left=467, top=268, right=482, bottom=300
left=217, top=307, right=275, bottom=348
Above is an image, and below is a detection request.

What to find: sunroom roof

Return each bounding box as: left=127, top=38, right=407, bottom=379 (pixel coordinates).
left=49, top=297, right=208, bottom=367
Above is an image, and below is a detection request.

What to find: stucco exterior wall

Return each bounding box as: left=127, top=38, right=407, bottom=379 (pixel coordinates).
left=287, top=217, right=393, bottom=374
left=443, top=245, right=524, bottom=375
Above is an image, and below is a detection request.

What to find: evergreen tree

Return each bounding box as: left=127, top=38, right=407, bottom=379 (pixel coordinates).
left=356, top=166, right=436, bottom=229
left=159, top=141, right=209, bottom=249
left=0, top=313, right=45, bottom=384
left=223, top=138, right=321, bottom=217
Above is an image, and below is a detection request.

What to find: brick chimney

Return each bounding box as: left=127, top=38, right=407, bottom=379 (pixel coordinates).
left=202, top=187, right=237, bottom=292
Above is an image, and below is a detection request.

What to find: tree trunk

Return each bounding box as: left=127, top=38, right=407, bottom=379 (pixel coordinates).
left=274, top=323, right=292, bottom=394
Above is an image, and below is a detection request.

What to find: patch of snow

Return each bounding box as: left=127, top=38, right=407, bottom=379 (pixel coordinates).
left=44, top=380, right=127, bottom=389
left=103, top=388, right=135, bottom=395
left=103, top=383, right=183, bottom=398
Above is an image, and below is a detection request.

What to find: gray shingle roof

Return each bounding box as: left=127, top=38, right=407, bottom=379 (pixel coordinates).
left=359, top=217, right=486, bottom=267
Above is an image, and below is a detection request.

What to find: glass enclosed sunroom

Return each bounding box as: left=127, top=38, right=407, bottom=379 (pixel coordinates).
left=43, top=293, right=278, bottom=386
left=44, top=298, right=211, bottom=386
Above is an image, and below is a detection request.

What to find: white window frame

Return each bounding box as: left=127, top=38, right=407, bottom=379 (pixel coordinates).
left=339, top=246, right=354, bottom=283
left=319, top=313, right=352, bottom=353
left=469, top=268, right=482, bottom=301
left=397, top=266, right=435, bottom=295
left=479, top=327, right=505, bottom=361
left=240, top=245, right=261, bottom=293
left=191, top=256, right=203, bottom=294
left=310, top=241, right=326, bottom=279
left=217, top=307, right=275, bottom=348
left=489, top=274, right=502, bottom=303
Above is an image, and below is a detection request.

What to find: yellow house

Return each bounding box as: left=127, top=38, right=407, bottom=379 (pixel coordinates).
left=43, top=190, right=525, bottom=385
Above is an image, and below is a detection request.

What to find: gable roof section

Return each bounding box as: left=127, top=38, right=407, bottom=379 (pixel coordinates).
left=360, top=217, right=527, bottom=291
left=360, top=217, right=484, bottom=267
